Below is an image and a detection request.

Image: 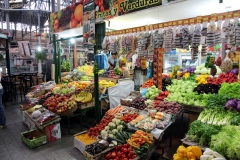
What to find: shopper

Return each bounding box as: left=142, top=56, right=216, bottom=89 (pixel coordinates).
left=108, top=52, right=118, bottom=68
left=0, top=71, right=6, bottom=130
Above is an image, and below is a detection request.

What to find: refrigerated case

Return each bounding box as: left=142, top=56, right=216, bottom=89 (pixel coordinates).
left=163, top=52, right=201, bottom=73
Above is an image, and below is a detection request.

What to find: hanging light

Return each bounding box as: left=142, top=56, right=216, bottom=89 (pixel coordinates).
left=37, top=46, right=41, bottom=51
left=70, top=38, right=75, bottom=44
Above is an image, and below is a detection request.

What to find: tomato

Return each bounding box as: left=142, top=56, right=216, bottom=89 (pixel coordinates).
left=123, top=158, right=128, bottom=160
left=105, top=153, right=111, bottom=160
left=117, top=151, right=122, bottom=156
left=111, top=152, right=116, bottom=159
left=122, top=148, right=127, bottom=153
left=132, top=154, right=137, bottom=158
left=121, top=154, right=126, bottom=158
left=128, top=146, right=133, bottom=150
left=128, top=153, right=132, bottom=158
left=130, top=151, right=134, bottom=156
left=127, top=148, right=132, bottom=152
left=123, top=144, right=128, bottom=148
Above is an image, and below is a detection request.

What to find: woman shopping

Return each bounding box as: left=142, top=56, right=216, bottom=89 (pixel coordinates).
left=0, top=71, right=6, bottom=130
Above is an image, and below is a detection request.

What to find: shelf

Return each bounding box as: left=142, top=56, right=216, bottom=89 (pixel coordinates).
left=11, top=66, right=37, bottom=68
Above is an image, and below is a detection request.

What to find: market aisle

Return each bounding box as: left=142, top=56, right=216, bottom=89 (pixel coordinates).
left=0, top=101, right=85, bottom=160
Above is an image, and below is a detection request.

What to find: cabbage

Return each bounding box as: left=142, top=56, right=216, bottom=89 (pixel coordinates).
left=194, top=70, right=200, bottom=74
left=225, top=99, right=237, bottom=110
left=200, top=68, right=208, bottom=74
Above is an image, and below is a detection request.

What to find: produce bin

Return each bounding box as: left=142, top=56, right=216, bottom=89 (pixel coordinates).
left=120, top=91, right=141, bottom=106
left=21, top=130, right=47, bottom=149
left=74, top=131, right=98, bottom=153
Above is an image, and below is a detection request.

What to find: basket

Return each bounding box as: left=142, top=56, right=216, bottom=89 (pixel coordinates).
left=56, top=105, right=78, bottom=116
left=120, top=91, right=141, bottom=106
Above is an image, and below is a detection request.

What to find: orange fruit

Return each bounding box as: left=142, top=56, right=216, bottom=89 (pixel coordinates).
left=74, top=4, right=83, bottom=22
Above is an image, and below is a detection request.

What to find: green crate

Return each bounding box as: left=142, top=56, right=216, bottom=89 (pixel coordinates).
left=21, top=130, right=47, bottom=149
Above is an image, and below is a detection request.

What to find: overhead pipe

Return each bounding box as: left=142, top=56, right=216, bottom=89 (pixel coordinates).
left=2, top=8, right=51, bottom=13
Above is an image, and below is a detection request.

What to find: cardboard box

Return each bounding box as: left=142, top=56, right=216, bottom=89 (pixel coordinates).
left=45, top=123, right=61, bottom=142
left=74, top=131, right=98, bottom=154
left=21, top=130, right=47, bottom=149
left=22, top=111, right=36, bottom=130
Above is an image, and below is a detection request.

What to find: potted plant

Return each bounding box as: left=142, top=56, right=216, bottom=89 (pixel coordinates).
left=35, top=50, right=47, bottom=73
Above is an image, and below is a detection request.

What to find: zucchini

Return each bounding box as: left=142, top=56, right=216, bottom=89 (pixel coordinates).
left=116, top=132, right=125, bottom=142
left=122, top=131, right=129, bottom=139
left=125, top=128, right=136, bottom=133
left=112, top=137, right=125, bottom=144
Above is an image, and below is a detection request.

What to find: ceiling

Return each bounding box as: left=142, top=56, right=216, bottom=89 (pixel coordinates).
left=106, top=0, right=240, bottom=30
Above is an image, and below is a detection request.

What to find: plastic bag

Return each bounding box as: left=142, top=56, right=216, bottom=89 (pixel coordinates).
left=220, top=56, right=233, bottom=73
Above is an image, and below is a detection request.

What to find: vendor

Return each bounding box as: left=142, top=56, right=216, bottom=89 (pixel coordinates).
left=108, top=52, right=118, bottom=68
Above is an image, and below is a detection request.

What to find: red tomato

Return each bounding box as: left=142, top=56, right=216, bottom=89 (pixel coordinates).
left=123, top=144, right=128, bottom=148
left=122, top=148, right=127, bottom=153
left=130, top=151, right=134, bottom=156
left=123, top=158, right=128, bottom=160
left=127, top=148, right=132, bottom=152
left=111, top=152, right=116, bottom=159
left=117, top=151, right=122, bottom=156
left=100, top=6, right=104, bottom=12
left=132, top=154, right=137, bottom=158
left=105, top=153, right=111, bottom=160
left=121, top=154, right=126, bottom=158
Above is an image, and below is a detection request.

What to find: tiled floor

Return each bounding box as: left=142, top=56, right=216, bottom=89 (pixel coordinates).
left=0, top=99, right=189, bottom=160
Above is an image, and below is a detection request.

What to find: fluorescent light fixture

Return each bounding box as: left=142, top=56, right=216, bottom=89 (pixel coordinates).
left=37, top=46, right=41, bottom=51
left=70, top=38, right=75, bottom=44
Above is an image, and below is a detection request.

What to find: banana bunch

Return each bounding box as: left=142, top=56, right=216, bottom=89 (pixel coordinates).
left=75, top=91, right=92, bottom=103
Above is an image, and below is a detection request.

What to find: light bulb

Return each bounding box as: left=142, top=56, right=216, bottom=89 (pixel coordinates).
left=37, top=46, right=41, bottom=51
left=70, top=38, right=75, bottom=44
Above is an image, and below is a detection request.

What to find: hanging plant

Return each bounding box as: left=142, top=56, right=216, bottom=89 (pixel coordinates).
left=35, top=51, right=47, bottom=61
left=61, top=60, right=71, bottom=72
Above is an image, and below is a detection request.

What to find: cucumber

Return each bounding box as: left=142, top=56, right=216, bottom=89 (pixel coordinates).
left=125, top=128, right=136, bottom=133
left=112, top=137, right=125, bottom=144
left=116, top=132, right=125, bottom=142
left=122, top=131, right=129, bottom=139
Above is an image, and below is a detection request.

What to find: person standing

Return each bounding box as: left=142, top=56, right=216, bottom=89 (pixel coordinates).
left=0, top=71, right=6, bottom=129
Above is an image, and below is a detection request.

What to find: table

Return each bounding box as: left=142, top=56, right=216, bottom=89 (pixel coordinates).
left=17, top=71, right=38, bottom=93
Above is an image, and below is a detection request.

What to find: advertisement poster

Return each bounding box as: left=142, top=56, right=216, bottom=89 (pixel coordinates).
left=95, top=0, right=118, bottom=21
left=83, top=2, right=96, bottom=44
left=95, top=0, right=162, bottom=21
left=50, top=2, right=83, bottom=33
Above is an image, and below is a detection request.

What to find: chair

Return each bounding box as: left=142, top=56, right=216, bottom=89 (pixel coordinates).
left=21, top=72, right=37, bottom=93
left=8, top=75, right=25, bottom=102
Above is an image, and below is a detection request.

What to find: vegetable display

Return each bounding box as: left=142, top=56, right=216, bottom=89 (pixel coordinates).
left=127, top=130, right=153, bottom=157
left=173, top=145, right=202, bottom=160
left=154, top=101, right=182, bottom=115
left=104, top=143, right=137, bottom=160
left=75, top=132, right=98, bottom=145
left=129, top=97, right=147, bottom=110
left=88, top=115, right=114, bottom=136
left=166, top=80, right=198, bottom=93
left=120, top=113, right=138, bottom=123
left=142, top=78, right=154, bottom=88
left=193, top=84, right=220, bottom=94
left=162, top=77, right=172, bottom=91
left=200, top=148, right=226, bottom=160
left=197, top=109, right=240, bottom=126
left=145, top=85, right=161, bottom=100
left=210, top=125, right=240, bottom=160
left=195, top=74, right=209, bottom=84
left=218, top=82, right=240, bottom=99
left=207, top=73, right=238, bottom=85
left=105, top=106, right=126, bottom=116
left=85, top=142, right=109, bottom=155
left=205, top=94, right=231, bottom=109
left=186, top=120, right=222, bottom=146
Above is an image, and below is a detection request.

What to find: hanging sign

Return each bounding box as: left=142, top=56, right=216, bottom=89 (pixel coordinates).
left=95, top=0, right=118, bottom=21
left=50, top=2, right=83, bottom=33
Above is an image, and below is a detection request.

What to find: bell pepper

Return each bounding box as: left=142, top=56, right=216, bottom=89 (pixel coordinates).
left=177, top=146, right=187, bottom=158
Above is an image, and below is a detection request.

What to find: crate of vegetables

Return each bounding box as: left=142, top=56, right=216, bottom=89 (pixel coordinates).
left=84, top=141, right=113, bottom=160
left=74, top=131, right=98, bottom=153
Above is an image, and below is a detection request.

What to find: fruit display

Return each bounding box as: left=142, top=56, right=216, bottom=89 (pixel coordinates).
left=145, top=85, right=161, bottom=100
left=99, top=80, right=115, bottom=88
left=173, top=145, right=202, bottom=160
left=68, top=81, right=90, bottom=90
left=154, top=101, right=183, bottom=115
left=154, top=91, right=169, bottom=101
left=55, top=97, right=76, bottom=113
left=104, top=143, right=137, bottom=160
left=73, top=91, right=92, bottom=103
left=75, top=132, right=98, bottom=145
left=88, top=115, right=114, bottom=137
left=127, top=130, right=153, bottom=157
left=142, top=78, right=154, bottom=88
left=77, top=64, right=93, bottom=76
left=207, top=72, right=238, bottom=85
left=38, top=93, right=54, bottom=105
left=129, top=97, right=147, bottom=110
left=52, top=85, right=75, bottom=95
left=114, top=67, right=123, bottom=76
left=43, top=95, right=69, bottom=111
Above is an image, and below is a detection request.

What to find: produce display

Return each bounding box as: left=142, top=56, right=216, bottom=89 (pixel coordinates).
left=127, top=130, right=153, bottom=158
left=225, top=99, right=240, bottom=112
left=120, top=113, right=138, bottom=123
left=210, top=125, right=240, bottom=160
left=104, top=144, right=137, bottom=160
left=154, top=101, right=182, bottom=115
left=205, top=94, right=231, bottom=109
left=173, top=145, right=202, bottom=160
left=193, top=84, right=220, bottom=94
left=105, top=105, right=126, bottom=116
left=186, top=120, right=222, bottom=146
left=88, top=115, right=114, bottom=137
left=129, top=97, right=147, bottom=110
left=52, top=85, right=75, bottom=95
left=166, top=80, right=197, bottom=93
left=43, top=95, right=73, bottom=111
left=197, top=109, right=240, bottom=126
left=200, top=148, right=226, bottom=160
left=77, top=64, right=93, bottom=76
left=195, top=74, right=209, bottom=84
left=218, top=82, right=240, bottom=99
left=68, top=81, right=90, bottom=90
left=55, top=97, right=76, bottom=113
left=162, top=77, right=172, bottom=91
left=207, top=72, right=238, bottom=84
left=75, top=132, right=98, bottom=145
left=85, top=142, right=109, bottom=156
left=154, top=91, right=169, bottom=101
left=145, top=85, right=161, bottom=100
left=72, top=91, right=92, bottom=103
left=99, top=80, right=116, bottom=88
left=194, top=63, right=222, bottom=75
left=142, top=78, right=154, bottom=88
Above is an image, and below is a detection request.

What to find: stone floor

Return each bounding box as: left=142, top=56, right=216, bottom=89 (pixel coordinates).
left=0, top=99, right=189, bottom=160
